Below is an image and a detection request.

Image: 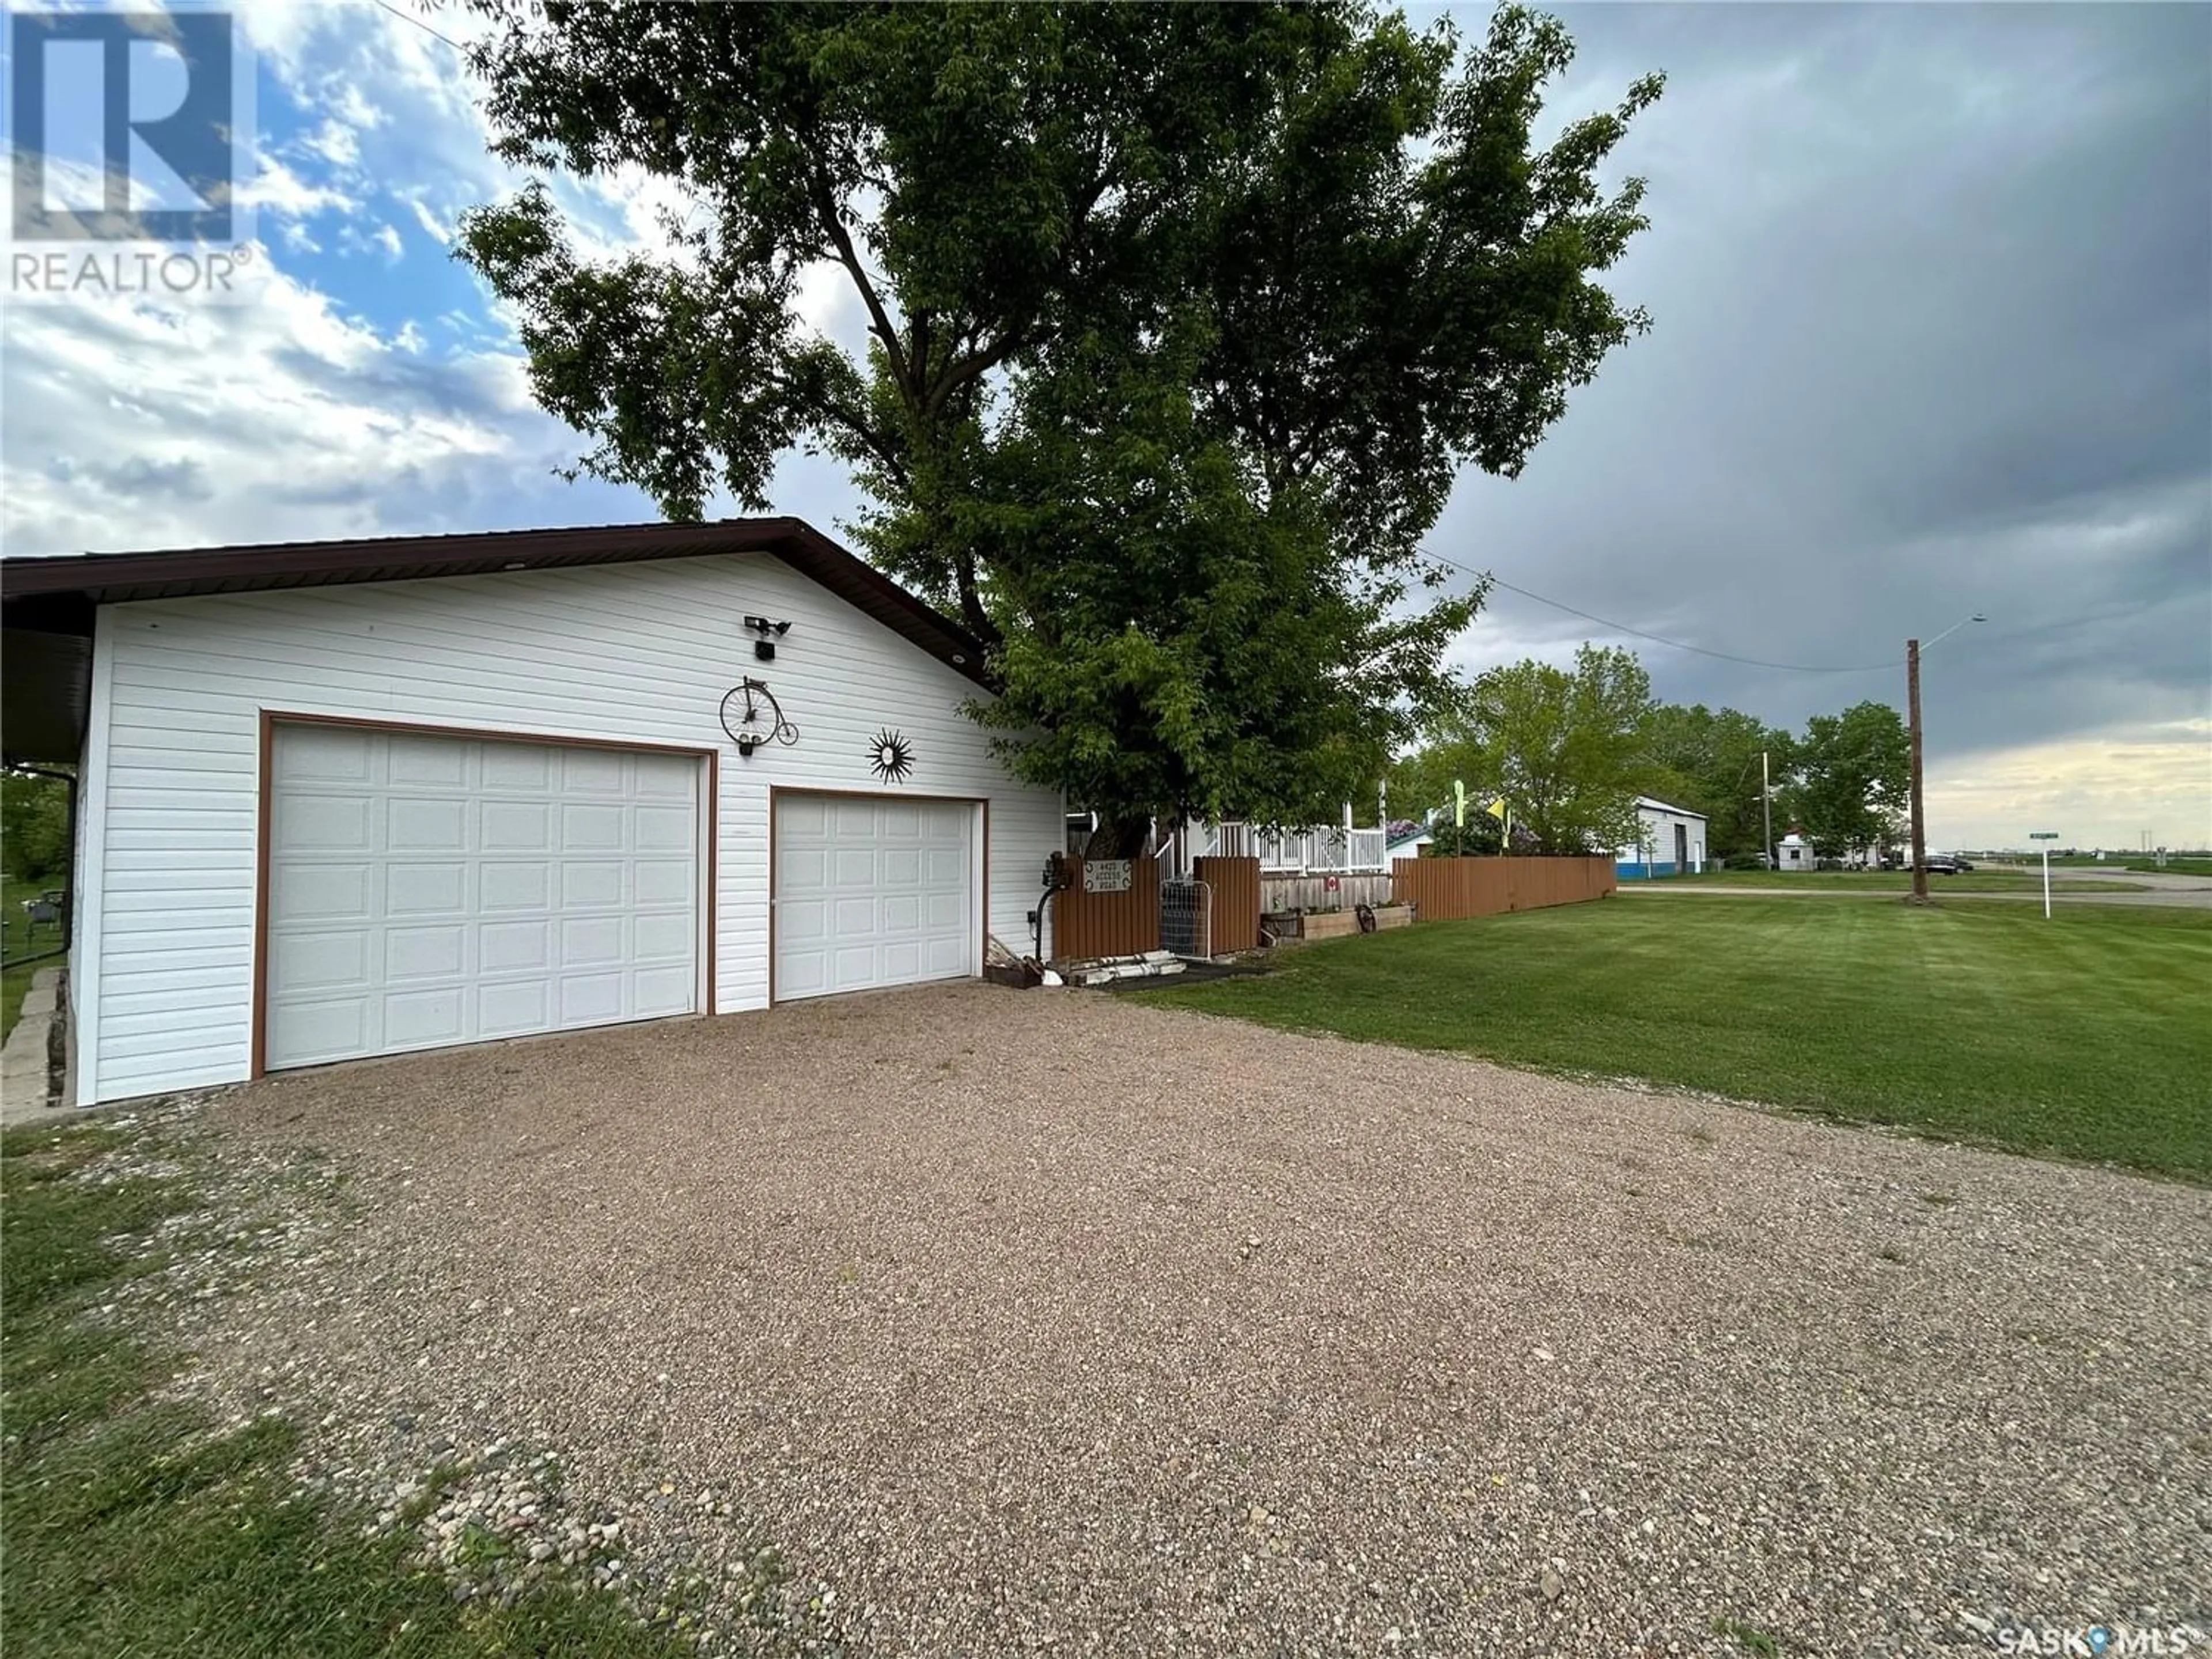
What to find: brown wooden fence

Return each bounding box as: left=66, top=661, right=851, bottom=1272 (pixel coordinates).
left=1194, top=855, right=1262, bottom=953
left=1389, top=855, right=1616, bottom=922
left=1052, top=854, right=1161, bottom=960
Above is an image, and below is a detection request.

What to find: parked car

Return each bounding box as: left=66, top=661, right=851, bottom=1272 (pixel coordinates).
left=1923, top=853, right=1975, bottom=874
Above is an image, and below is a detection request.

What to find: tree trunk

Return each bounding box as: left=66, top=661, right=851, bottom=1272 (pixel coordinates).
left=1081, top=814, right=1155, bottom=859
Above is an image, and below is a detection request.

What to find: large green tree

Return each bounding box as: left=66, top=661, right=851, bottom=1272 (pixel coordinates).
left=1395, top=645, right=1652, bottom=855
left=1786, top=701, right=1910, bottom=857
left=456, top=1, right=1662, bottom=844
left=1634, top=702, right=1796, bottom=861
left=1, top=770, right=70, bottom=886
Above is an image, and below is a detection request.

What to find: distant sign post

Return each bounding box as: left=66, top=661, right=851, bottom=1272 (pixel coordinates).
left=2029, top=832, right=2059, bottom=918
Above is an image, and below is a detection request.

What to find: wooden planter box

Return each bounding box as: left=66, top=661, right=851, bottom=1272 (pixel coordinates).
left=1263, top=904, right=1415, bottom=942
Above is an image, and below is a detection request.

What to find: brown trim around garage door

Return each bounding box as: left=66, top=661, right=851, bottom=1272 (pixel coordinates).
left=766, top=785, right=990, bottom=1006
left=252, top=710, right=719, bottom=1079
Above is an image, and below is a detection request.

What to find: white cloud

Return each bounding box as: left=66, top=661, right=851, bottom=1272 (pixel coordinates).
left=1931, top=721, right=2212, bottom=850
left=237, top=154, right=358, bottom=219
left=403, top=194, right=454, bottom=244
left=0, top=259, right=643, bottom=557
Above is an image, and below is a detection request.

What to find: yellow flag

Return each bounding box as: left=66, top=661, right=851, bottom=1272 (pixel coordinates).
left=1486, top=797, right=1507, bottom=823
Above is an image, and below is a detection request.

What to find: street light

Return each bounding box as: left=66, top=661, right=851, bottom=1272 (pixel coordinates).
left=1907, top=612, right=1987, bottom=905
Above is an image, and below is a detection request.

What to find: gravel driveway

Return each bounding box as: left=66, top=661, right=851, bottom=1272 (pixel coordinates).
left=147, top=983, right=2209, bottom=1657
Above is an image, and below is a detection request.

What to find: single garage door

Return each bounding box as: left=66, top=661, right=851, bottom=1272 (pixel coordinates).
left=773, top=793, right=978, bottom=1000
left=266, top=724, right=702, bottom=1070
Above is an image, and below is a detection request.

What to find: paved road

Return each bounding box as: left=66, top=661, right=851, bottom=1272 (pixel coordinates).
left=1623, top=868, right=2212, bottom=910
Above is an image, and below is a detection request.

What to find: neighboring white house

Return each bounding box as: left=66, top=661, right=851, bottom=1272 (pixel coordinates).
left=1, top=520, right=1065, bottom=1108
left=1615, top=797, right=1707, bottom=879
left=1385, top=821, right=1434, bottom=859
left=1777, top=830, right=1816, bottom=872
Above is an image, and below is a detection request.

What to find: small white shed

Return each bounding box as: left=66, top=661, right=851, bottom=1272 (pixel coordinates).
left=1777, top=830, right=1816, bottom=872
left=1615, top=797, right=1707, bottom=879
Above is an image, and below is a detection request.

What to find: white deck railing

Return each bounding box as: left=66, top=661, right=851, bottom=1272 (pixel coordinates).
left=1158, top=818, right=1388, bottom=877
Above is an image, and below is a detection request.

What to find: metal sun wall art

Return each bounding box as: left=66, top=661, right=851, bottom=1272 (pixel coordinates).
left=869, top=729, right=915, bottom=784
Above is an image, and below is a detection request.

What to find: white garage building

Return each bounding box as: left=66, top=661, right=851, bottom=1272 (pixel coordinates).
left=1614, top=796, right=1708, bottom=880
left=2, top=520, right=1065, bottom=1108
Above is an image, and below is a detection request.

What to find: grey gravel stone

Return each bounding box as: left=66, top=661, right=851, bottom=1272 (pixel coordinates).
left=83, top=983, right=2212, bottom=1656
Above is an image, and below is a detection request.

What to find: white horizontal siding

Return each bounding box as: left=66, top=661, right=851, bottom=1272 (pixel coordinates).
left=77, top=552, right=1062, bottom=1105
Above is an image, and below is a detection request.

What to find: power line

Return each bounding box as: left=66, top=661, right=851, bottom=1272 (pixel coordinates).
left=1425, top=550, right=1903, bottom=675
left=368, top=0, right=467, bottom=52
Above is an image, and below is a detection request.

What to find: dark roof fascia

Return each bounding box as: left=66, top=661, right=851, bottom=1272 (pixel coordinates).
left=0, top=518, right=997, bottom=691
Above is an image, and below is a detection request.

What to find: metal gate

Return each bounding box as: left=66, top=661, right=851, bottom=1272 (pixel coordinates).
left=1161, top=876, right=1213, bottom=960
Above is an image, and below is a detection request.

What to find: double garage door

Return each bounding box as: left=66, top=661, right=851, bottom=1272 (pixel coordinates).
left=265, top=724, right=705, bottom=1071
left=264, top=725, right=980, bottom=1072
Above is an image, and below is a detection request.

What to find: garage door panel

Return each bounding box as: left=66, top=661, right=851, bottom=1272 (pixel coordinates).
left=388, top=797, right=467, bottom=851
left=482, top=801, right=551, bottom=851
left=275, top=863, right=371, bottom=920
left=561, top=749, right=626, bottom=794
left=635, top=859, right=693, bottom=905
left=386, top=862, right=465, bottom=916
left=633, top=965, right=696, bottom=1016
left=276, top=998, right=370, bottom=1063
left=281, top=729, right=373, bottom=782
left=266, top=726, right=701, bottom=1073
left=774, top=793, right=975, bottom=1002
left=562, top=861, right=623, bottom=907
left=778, top=953, right=827, bottom=998
left=479, top=980, right=552, bottom=1036
left=633, top=912, right=694, bottom=960
left=561, top=804, right=626, bottom=850
left=272, top=930, right=371, bottom=990
left=479, top=920, right=551, bottom=972
left=561, top=917, right=624, bottom=967
left=279, top=794, right=373, bottom=851
left=560, top=974, right=623, bottom=1024
left=389, top=737, right=468, bottom=786
left=482, top=743, right=552, bottom=790
left=480, top=863, right=552, bottom=911
left=779, top=849, right=828, bottom=893
left=386, top=926, right=464, bottom=981
left=778, top=897, right=828, bottom=943
left=634, top=764, right=696, bottom=801
left=384, top=988, right=465, bottom=1048
left=634, top=805, right=695, bottom=850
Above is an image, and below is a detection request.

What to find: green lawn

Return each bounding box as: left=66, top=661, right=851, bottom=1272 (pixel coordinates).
left=1142, top=897, right=2212, bottom=1180
left=1666, top=869, right=2145, bottom=893
left=0, top=1124, right=698, bottom=1657
left=2, top=876, right=69, bottom=1040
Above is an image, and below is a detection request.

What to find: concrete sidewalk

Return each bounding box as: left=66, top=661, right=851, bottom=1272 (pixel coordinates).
left=1, top=965, right=68, bottom=1126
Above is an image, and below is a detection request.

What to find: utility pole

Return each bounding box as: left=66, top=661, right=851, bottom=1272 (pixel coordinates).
left=1762, top=749, right=1774, bottom=870
left=1907, top=637, right=1929, bottom=905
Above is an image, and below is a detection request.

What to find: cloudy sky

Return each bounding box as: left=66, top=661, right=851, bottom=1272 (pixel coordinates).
left=3, top=2, right=2207, bottom=850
